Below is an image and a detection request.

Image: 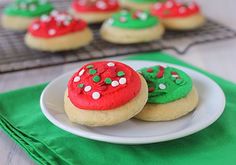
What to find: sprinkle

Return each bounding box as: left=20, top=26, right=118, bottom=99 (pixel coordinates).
left=107, top=62, right=115, bottom=67
left=86, top=64, right=93, bottom=69
left=119, top=78, right=127, bottom=85
left=157, top=66, right=165, bottom=78
left=154, top=3, right=162, bottom=10
left=96, top=1, right=107, bottom=10
left=41, top=15, right=50, bottom=22
left=165, top=1, right=173, bottom=8
left=179, top=7, right=186, bottom=14
left=19, top=3, right=27, bottom=10
left=93, top=75, right=101, bottom=83
left=138, top=13, right=148, bottom=21
left=104, top=78, right=112, bottom=84
left=78, top=84, right=84, bottom=88
left=111, top=80, right=119, bottom=87
left=147, top=68, right=153, bottom=73
left=175, top=79, right=183, bottom=84
left=92, top=92, right=101, bottom=100
left=79, top=69, right=85, bottom=76
left=106, top=18, right=114, bottom=25
left=148, top=87, right=155, bottom=92
left=51, top=10, right=59, bottom=17
left=32, top=24, right=40, bottom=31
left=117, top=71, right=125, bottom=77
left=73, top=76, right=80, bottom=82
left=84, top=86, right=92, bottom=92
left=159, top=83, right=166, bottom=90
left=48, top=29, right=56, bottom=36
left=89, top=69, right=97, bottom=75
left=29, top=4, right=36, bottom=11
left=119, top=17, right=127, bottom=23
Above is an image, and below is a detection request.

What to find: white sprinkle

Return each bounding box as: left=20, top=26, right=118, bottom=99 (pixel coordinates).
left=188, top=3, right=196, bottom=10
left=56, top=14, right=67, bottom=22
left=48, top=29, right=56, bottom=36
left=32, top=24, right=40, bottom=31
left=96, top=1, right=107, bottom=10
left=119, top=78, right=127, bottom=85
left=119, top=16, right=127, bottom=22
left=179, top=7, right=186, bottom=14
left=172, top=75, right=178, bottom=78
left=138, top=13, right=148, bottom=21
left=51, top=10, right=59, bottom=17
left=165, top=1, right=173, bottom=8
left=79, top=69, right=85, bottom=76
left=92, top=92, right=101, bottom=100
left=73, top=76, right=80, bottom=82
left=159, top=83, right=166, bottom=90
left=63, top=20, right=70, bottom=26
left=106, top=18, right=114, bottom=25
left=84, top=86, right=92, bottom=92
left=154, top=3, right=162, bottom=10
left=107, top=62, right=115, bottom=67
left=111, top=81, right=119, bottom=87
left=41, top=15, right=50, bottom=22
left=19, top=3, right=27, bottom=10
left=29, top=4, right=36, bottom=11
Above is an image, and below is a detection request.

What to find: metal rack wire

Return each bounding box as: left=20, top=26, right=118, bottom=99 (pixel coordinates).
left=0, top=0, right=236, bottom=73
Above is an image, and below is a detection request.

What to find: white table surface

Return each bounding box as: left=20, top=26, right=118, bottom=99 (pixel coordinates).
left=0, top=0, right=236, bottom=164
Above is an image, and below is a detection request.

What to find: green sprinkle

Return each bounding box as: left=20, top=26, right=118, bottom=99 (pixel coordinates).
left=171, top=76, right=176, bottom=81
left=93, top=76, right=101, bottom=83
left=89, top=69, right=97, bottom=75
left=117, top=71, right=125, bottom=77
left=175, top=79, right=183, bottom=84
left=104, top=78, right=112, bottom=84
left=86, top=64, right=94, bottom=69
left=78, top=84, right=84, bottom=88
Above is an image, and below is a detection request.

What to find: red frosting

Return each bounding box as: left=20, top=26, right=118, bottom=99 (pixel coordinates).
left=71, top=0, right=120, bottom=13
left=28, top=11, right=87, bottom=38
left=67, top=61, right=141, bottom=110
left=151, top=0, right=200, bottom=19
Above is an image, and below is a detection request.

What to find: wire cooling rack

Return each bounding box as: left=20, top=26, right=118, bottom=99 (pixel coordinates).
left=0, top=0, right=236, bottom=73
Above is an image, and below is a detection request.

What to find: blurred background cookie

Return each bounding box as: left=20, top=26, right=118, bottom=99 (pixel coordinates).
left=100, top=10, right=164, bottom=44
left=1, top=0, right=54, bottom=31
left=64, top=61, right=148, bottom=126
left=120, top=0, right=166, bottom=11
left=136, top=65, right=199, bottom=121
left=25, top=11, right=93, bottom=52
left=151, top=0, right=205, bottom=30
left=69, top=0, right=120, bottom=24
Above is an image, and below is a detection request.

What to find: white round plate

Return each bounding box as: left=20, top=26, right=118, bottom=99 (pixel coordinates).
left=40, top=61, right=225, bottom=144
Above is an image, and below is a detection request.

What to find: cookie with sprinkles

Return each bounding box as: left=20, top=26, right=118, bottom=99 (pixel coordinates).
left=151, top=0, right=205, bottom=30
left=64, top=61, right=148, bottom=126
left=100, top=10, right=165, bottom=44
left=1, top=0, right=54, bottom=31
left=136, top=65, right=199, bottom=121
left=24, top=10, right=93, bottom=52
left=120, top=0, right=166, bottom=10
left=69, top=0, right=120, bottom=23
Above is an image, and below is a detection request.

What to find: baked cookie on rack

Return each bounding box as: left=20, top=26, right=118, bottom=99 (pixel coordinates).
left=69, top=0, right=120, bottom=23
left=64, top=61, right=148, bottom=126
left=25, top=11, right=93, bottom=52
left=1, top=0, right=54, bottom=31
left=136, top=65, right=199, bottom=121
left=120, top=0, right=166, bottom=11
left=100, top=10, right=164, bottom=44
left=151, top=0, right=205, bottom=30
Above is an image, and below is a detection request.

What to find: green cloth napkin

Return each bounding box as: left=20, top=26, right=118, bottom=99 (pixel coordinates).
left=0, top=52, right=236, bottom=165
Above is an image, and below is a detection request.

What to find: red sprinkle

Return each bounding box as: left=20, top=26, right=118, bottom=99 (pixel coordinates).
left=148, top=87, right=155, bottom=92
left=147, top=68, right=153, bottom=73
left=157, top=66, right=165, bottom=78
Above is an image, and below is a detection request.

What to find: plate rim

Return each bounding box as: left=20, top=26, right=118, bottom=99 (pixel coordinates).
left=40, top=60, right=226, bottom=144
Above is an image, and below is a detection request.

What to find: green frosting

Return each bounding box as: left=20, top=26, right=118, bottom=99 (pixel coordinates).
left=127, top=0, right=166, bottom=4
left=3, top=0, right=54, bottom=17
left=139, top=65, right=193, bottom=104
left=107, top=10, right=159, bottom=29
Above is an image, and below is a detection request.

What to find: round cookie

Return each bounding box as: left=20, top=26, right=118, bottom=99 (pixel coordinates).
left=151, top=0, right=205, bottom=30
left=64, top=61, right=148, bottom=127
left=69, top=0, right=120, bottom=23
left=136, top=65, right=199, bottom=121
left=120, top=0, right=166, bottom=11
left=1, top=0, right=54, bottom=31
left=100, top=10, right=164, bottom=44
left=25, top=11, right=93, bottom=52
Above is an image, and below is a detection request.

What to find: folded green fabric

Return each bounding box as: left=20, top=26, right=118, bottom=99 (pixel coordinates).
left=0, top=52, right=236, bottom=165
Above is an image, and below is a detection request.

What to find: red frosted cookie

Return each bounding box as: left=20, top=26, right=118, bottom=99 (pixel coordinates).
left=151, top=0, right=205, bottom=30
left=64, top=61, right=148, bottom=126
left=25, top=10, right=93, bottom=52
left=69, top=0, right=120, bottom=23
